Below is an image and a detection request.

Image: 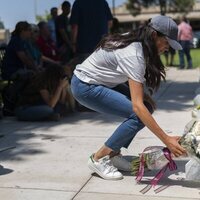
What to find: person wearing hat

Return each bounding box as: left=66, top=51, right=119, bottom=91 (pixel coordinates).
left=70, top=15, right=186, bottom=180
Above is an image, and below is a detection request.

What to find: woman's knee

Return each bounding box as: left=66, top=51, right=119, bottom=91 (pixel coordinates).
left=128, top=113, right=144, bottom=128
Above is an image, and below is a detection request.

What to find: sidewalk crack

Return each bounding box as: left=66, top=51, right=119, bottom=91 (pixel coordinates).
left=71, top=175, right=93, bottom=200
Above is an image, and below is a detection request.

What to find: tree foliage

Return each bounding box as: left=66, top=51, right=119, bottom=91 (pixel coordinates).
left=126, top=0, right=195, bottom=16
left=0, top=21, right=5, bottom=29
left=35, top=10, right=51, bottom=23
left=170, top=0, right=195, bottom=13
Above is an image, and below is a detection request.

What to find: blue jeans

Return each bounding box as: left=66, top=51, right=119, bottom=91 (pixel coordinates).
left=15, top=103, right=67, bottom=121
left=15, top=105, right=54, bottom=121
left=178, top=40, right=192, bottom=68
left=71, top=75, right=153, bottom=152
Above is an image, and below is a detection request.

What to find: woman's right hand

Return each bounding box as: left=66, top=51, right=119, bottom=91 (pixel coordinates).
left=164, top=135, right=186, bottom=157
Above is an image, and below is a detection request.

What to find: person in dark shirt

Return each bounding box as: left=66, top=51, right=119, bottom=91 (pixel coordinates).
left=55, top=1, right=73, bottom=64
left=2, top=21, right=37, bottom=80
left=70, top=0, right=113, bottom=55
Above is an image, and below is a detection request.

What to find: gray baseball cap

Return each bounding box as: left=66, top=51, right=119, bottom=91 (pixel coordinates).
left=149, top=15, right=182, bottom=50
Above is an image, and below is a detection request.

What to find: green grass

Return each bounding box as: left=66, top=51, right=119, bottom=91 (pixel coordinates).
left=161, top=48, right=200, bottom=68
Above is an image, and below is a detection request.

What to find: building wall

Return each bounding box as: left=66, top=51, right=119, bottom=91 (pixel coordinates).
left=0, top=30, right=10, bottom=45
left=113, top=2, right=200, bottom=31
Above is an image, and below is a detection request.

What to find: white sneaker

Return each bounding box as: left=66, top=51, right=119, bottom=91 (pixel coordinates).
left=88, top=154, right=123, bottom=180
left=110, top=155, right=132, bottom=172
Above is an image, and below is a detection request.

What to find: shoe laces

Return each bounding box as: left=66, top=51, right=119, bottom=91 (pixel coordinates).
left=100, top=157, right=118, bottom=173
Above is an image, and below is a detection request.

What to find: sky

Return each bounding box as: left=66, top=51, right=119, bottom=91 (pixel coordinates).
left=0, top=0, right=126, bottom=30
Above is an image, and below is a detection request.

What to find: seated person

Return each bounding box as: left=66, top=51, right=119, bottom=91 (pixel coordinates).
left=15, top=64, right=75, bottom=121
left=37, top=21, right=60, bottom=62
left=36, top=21, right=73, bottom=78
left=27, top=23, right=65, bottom=69
left=1, top=21, right=39, bottom=81
left=25, top=24, right=44, bottom=69
left=1, top=22, right=44, bottom=116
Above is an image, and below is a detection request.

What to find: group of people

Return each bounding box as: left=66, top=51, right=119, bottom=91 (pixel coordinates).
left=0, top=19, right=74, bottom=120
left=1, top=0, right=114, bottom=121
left=165, top=15, right=193, bottom=69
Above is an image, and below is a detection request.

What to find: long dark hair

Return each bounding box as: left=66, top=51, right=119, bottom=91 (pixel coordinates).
left=12, top=21, right=31, bottom=37
left=96, top=25, right=166, bottom=91
left=33, top=64, right=66, bottom=94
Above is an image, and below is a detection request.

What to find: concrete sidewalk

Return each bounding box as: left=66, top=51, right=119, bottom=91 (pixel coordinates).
left=0, top=67, right=200, bottom=200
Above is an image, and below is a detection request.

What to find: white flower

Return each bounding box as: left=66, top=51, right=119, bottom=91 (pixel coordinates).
left=181, top=120, right=200, bottom=159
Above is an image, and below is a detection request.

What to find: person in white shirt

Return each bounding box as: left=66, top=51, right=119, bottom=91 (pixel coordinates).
left=71, top=15, right=186, bottom=180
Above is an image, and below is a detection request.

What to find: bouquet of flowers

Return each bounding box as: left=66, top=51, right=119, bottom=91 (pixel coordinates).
left=131, top=119, right=200, bottom=186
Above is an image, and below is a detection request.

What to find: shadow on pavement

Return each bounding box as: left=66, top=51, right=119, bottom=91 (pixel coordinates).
left=0, top=131, right=47, bottom=162
left=122, top=159, right=200, bottom=189
left=0, top=79, right=199, bottom=168
left=0, top=165, right=13, bottom=176
left=156, top=81, right=199, bottom=111
left=0, top=112, right=123, bottom=163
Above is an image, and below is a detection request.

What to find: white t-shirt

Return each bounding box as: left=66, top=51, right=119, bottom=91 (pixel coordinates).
left=74, top=42, right=146, bottom=88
